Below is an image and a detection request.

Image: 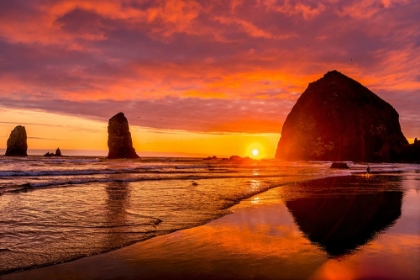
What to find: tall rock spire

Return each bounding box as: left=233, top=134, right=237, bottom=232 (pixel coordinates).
left=5, top=125, right=28, bottom=156
left=107, top=112, right=140, bottom=159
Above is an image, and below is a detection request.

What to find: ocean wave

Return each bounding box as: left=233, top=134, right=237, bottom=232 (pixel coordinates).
left=0, top=166, right=233, bottom=178
left=0, top=173, right=311, bottom=195
left=0, top=169, right=119, bottom=177
left=40, top=158, right=101, bottom=163
left=175, top=165, right=211, bottom=169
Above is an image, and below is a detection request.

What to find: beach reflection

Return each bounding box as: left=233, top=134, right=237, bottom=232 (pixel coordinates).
left=105, top=182, right=130, bottom=216
left=102, top=181, right=166, bottom=250
left=285, top=176, right=403, bottom=256
left=103, top=182, right=131, bottom=248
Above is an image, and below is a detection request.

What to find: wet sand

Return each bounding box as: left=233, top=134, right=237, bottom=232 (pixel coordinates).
left=2, top=175, right=420, bottom=280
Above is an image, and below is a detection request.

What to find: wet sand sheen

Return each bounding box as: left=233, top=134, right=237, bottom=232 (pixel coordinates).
left=1, top=158, right=347, bottom=274
left=2, top=174, right=419, bottom=280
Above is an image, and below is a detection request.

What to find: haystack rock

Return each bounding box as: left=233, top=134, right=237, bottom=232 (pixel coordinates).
left=107, top=112, right=139, bottom=159
left=5, top=125, right=28, bottom=156
left=275, top=70, right=408, bottom=162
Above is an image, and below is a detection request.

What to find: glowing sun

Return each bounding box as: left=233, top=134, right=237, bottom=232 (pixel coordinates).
left=252, top=149, right=259, bottom=156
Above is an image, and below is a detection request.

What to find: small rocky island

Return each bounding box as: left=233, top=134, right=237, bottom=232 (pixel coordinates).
left=5, top=125, right=28, bottom=156
left=44, top=148, right=63, bottom=157
left=275, top=70, right=412, bottom=162
left=107, top=112, right=140, bottom=159
left=229, top=155, right=253, bottom=162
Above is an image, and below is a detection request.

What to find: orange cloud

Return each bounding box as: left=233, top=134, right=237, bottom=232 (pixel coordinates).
left=214, top=16, right=293, bottom=40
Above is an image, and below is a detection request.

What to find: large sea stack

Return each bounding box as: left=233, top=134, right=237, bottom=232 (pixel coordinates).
left=275, top=70, right=408, bottom=162
left=107, top=112, right=139, bottom=159
left=5, top=125, right=28, bottom=156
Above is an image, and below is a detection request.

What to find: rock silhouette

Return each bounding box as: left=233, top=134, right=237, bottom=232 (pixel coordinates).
left=5, top=125, right=28, bottom=156
left=204, top=155, right=218, bottom=160
left=399, top=139, right=420, bottom=163
left=107, top=112, right=139, bottom=159
left=275, top=70, right=408, bottom=161
left=44, top=148, right=63, bottom=157
left=229, top=155, right=252, bottom=162
left=285, top=176, right=403, bottom=256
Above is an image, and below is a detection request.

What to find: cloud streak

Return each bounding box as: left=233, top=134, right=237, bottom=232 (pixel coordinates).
left=0, top=97, right=289, bottom=133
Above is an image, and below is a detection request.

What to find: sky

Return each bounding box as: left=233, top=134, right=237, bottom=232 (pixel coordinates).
left=1, top=0, right=419, bottom=158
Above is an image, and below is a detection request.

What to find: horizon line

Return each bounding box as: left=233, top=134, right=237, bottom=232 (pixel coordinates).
left=0, top=149, right=269, bottom=159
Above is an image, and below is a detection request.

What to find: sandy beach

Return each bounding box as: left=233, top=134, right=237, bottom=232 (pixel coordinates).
left=2, top=173, right=419, bottom=280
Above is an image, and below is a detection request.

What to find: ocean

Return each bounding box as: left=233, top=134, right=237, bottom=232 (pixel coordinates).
left=0, top=156, right=419, bottom=276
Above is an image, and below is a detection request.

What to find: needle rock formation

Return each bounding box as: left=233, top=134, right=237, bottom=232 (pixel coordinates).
left=107, top=112, right=140, bottom=159
left=5, top=125, right=28, bottom=156
left=275, top=70, right=408, bottom=162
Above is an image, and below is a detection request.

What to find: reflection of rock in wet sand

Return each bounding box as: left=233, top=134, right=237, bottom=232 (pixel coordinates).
left=285, top=176, right=403, bottom=256
left=104, top=182, right=131, bottom=248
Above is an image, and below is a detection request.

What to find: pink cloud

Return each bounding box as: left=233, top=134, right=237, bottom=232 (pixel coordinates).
left=262, top=0, right=326, bottom=20
left=337, top=0, right=410, bottom=19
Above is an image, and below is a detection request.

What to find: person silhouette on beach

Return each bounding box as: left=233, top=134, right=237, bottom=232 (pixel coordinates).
left=366, top=166, right=371, bottom=174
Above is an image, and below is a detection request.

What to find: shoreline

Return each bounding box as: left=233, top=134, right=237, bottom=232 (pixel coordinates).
left=2, top=172, right=419, bottom=280
left=0, top=180, right=323, bottom=280
left=0, top=173, right=332, bottom=276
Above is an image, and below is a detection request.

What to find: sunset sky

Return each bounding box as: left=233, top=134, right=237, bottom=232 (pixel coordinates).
left=1, top=0, right=419, bottom=158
